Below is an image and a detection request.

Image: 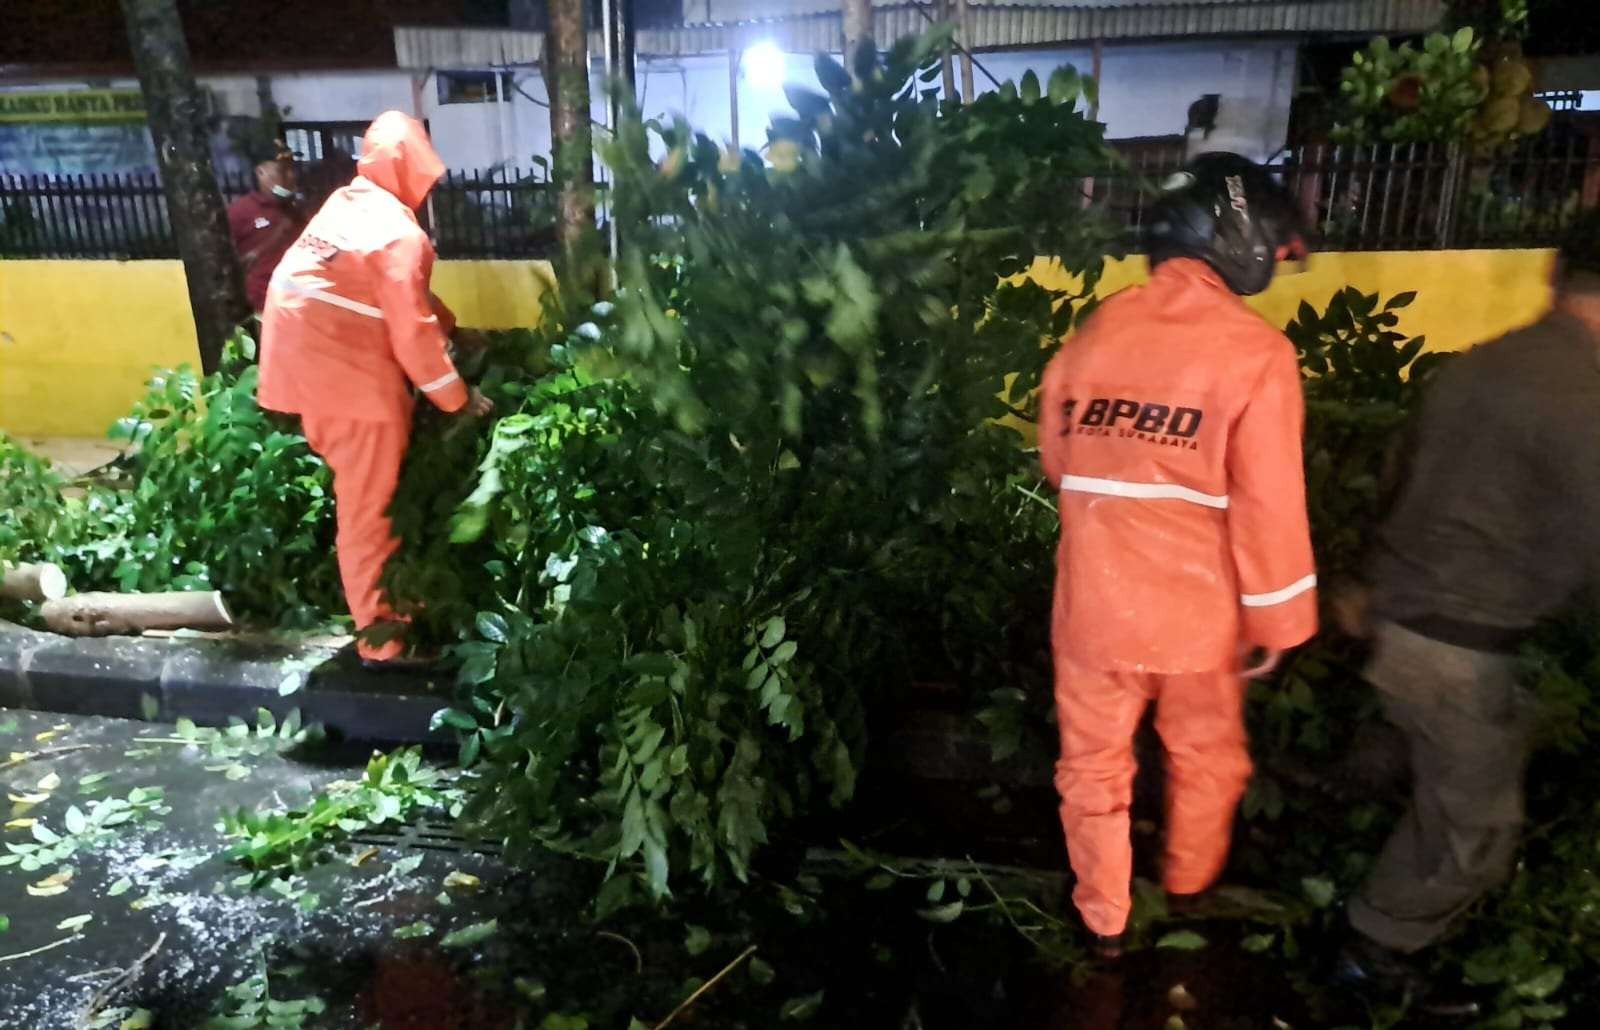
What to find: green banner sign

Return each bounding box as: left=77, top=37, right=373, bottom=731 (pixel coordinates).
left=0, top=89, right=147, bottom=125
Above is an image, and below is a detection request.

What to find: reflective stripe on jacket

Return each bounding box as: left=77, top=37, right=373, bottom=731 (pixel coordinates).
left=1038, top=258, right=1318, bottom=672
left=259, top=111, right=467, bottom=423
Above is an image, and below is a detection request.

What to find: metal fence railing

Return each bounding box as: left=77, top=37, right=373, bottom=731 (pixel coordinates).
left=2, top=137, right=1595, bottom=260
left=1093, top=134, right=1599, bottom=252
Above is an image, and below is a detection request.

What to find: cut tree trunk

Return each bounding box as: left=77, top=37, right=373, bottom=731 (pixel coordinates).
left=1, top=563, right=69, bottom=604
left=120, top=0, right=248, bottom=375
left=41, top=591, right=234, bottom=638
left=546, top=0, right=600, bottom=293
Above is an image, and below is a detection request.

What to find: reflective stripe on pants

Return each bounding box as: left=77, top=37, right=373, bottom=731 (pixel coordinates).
left=1053, top=657, right=1252, bottom=936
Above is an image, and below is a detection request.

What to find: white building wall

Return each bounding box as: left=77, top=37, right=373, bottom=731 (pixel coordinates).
left=0, top=37, right=1297, bottom=176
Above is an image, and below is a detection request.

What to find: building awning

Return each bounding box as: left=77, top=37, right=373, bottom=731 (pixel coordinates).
left=397, top=0, right=1442, bottom=68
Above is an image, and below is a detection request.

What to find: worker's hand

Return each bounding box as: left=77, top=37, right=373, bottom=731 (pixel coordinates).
left=1329, top=580, right=1373, bottom=639
left=459, top=387, right=495, bottom=419
left=1239, top=646, right=1283, bottom=680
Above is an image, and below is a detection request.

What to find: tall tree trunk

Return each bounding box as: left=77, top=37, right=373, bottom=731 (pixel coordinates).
left=121, top=0, right=247, bottom=375
left=546, top=0, right=599, bottom=294
left=955, top=0, right=975, bottom=104
left=842, top=0, right=874, bottom=82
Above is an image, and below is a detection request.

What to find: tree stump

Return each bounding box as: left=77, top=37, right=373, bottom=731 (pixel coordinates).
left=1, top=563, right=69, bottom=603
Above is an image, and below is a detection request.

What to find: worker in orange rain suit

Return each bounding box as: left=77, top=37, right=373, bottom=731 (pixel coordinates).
left=259, top=110, right=493, bottom=668
left=1037, top=153, right=1318, bottom=955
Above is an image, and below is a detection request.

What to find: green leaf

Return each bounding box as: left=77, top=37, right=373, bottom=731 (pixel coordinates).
left=917, top=900, right=964, bottom=923
left=1241, top=933, right=1275, bottom=954
left=0, top=914, right=9, bottom=934
left=140, top=693, right=160, bottom=721
left=685, top=923, right=712, bottom=956
left=440, top=918, right=499, bottom=950
left=56, top=912, right=93, bottom=932
left=277, top=673, right=303, bottom=696
left=64, top=806, right=87, bottom=836
left=780, top=990, right=825, bottom=1021
left=1515, top=967, right=1565, bottom=1000
left=760, top=617, right=786, bottom=648
left=1019, top=70, right=1041, bottom=104
left=1301, top=876, right=1337, bottom=909
left=430, top=708, right=478, bottom=733
left=393, top=920, right=435, bottom=940
left=475, top=611, right=511, bottom=644
left=108, top=877, right=134, bottom=897
left=1156, top=930, right=1209, bottom=951
left=749, top=956, right=776, bottom=985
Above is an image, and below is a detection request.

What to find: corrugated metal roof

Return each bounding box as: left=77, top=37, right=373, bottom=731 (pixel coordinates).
left=396, top=1, right=1443, bottom=68
left=684, top=0, right=1443, bottom=27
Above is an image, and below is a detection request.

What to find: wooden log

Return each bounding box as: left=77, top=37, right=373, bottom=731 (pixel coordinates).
left=1, top=563, right=69, bottom=603
left=40, top=591, right=233, bottom=638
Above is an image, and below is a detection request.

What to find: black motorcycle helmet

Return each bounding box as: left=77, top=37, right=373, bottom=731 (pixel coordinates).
left=1146, top=152, right=1306, bottom=297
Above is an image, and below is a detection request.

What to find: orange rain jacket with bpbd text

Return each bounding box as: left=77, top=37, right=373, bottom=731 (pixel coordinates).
left=1038, top=258, right=1319, bottom=673
left=259, top=111, right=467, bottom=422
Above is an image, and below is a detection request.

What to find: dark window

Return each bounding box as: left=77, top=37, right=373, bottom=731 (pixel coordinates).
left=282, top=121, right=371, bottom=162
left=438, top=71, right=516, bottom=105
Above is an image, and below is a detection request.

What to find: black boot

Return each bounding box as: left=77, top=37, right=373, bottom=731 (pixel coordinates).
left=1090, top=933, right=1125, bottom=960
left=1332, top=933, right=1481, bottom=1019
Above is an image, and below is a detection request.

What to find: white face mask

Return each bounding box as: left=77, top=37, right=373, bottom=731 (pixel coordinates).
left=270, top=184, right=295, bottom=199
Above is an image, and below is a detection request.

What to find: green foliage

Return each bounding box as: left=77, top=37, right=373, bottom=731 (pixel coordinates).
left=1334, top=29, right=1486, bottom=144
left=219, top=748, right=460, bottom=885
left=0, top=787, right=171, bottom=874
left=382, top=32, right=1110, bottom=899
left=0, top=330, right=341, bottom=628
left=204, top=942, right=328, bottom=1030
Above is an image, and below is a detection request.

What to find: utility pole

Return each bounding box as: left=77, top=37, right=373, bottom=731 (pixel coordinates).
left=842, top=0, right=873, bottom=81
left=120, top=0, right=247, bottom=375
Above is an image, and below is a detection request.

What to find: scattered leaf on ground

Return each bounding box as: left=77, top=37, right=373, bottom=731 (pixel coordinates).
left=56, top=913, right=93, bottom=932
left=1156, top=930, right=1208, bottom=951
left=1168, top=984, right=1198, bottom=1011
left=780, top=990, right=825, bottom=1021
left=443, top=870, right=481, bottom=892
left=749, top=956, right=776, bottom=985
left=350, top=847, right=379, bottom=867
left=5, top=818, right=35, bottom=830
left=108, top=877, right=133, bottom=897
left=393, top=921, right=434, bottom=940
left=440, top=918, right=498, bottom=949
left=36, top=772, right=61, bottom=792
left=390, top=854, right=425, bottom=877
left=685, top=923, right=711, bottom=956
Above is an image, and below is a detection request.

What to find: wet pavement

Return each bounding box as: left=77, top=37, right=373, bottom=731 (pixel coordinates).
left=1, top=706, right=1338, bottom=1030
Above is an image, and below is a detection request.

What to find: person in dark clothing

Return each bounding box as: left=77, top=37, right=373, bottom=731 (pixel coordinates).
left=227, top=155, right=306, bottom=313
left=1335, top=223, right=1600, bottom=1014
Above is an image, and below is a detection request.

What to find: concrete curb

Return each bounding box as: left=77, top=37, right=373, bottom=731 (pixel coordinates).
left=0, top=620, right=451, bottom=743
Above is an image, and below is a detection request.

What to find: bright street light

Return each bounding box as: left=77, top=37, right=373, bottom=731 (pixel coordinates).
left=742, top=40, right=786, bottom=91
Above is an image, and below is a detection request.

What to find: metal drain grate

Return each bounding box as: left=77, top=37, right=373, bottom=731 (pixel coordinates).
left=351, top=817, right=503, bottom=858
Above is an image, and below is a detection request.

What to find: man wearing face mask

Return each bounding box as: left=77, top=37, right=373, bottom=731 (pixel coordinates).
left=228, top=151, right=306, bottom=313
left=259, top=111, right=492, bottom=669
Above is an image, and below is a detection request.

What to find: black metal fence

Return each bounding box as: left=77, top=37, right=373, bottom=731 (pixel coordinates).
left=1093, top=133, right=1598, bottom=252
left=2, top=138, right=1595, bottom=260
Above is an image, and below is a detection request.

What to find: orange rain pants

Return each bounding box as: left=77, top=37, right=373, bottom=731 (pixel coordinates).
left=1053, top=657, right=1253, bottom=936
left=301, top=416, right=411, bottom=662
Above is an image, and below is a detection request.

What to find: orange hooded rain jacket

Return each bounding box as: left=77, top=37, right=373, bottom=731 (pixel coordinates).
left=259, top=111, right=467, bottom=422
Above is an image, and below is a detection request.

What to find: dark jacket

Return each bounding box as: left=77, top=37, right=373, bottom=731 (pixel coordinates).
left=1369, top=311, right=1600, bottom=648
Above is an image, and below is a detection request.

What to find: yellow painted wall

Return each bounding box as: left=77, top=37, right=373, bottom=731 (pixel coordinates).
left=0, top=258, right=556, bottom=438
left=1030, top=248, right=1558, bottom=354
left=0, top=251, right=1554, bottom=438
